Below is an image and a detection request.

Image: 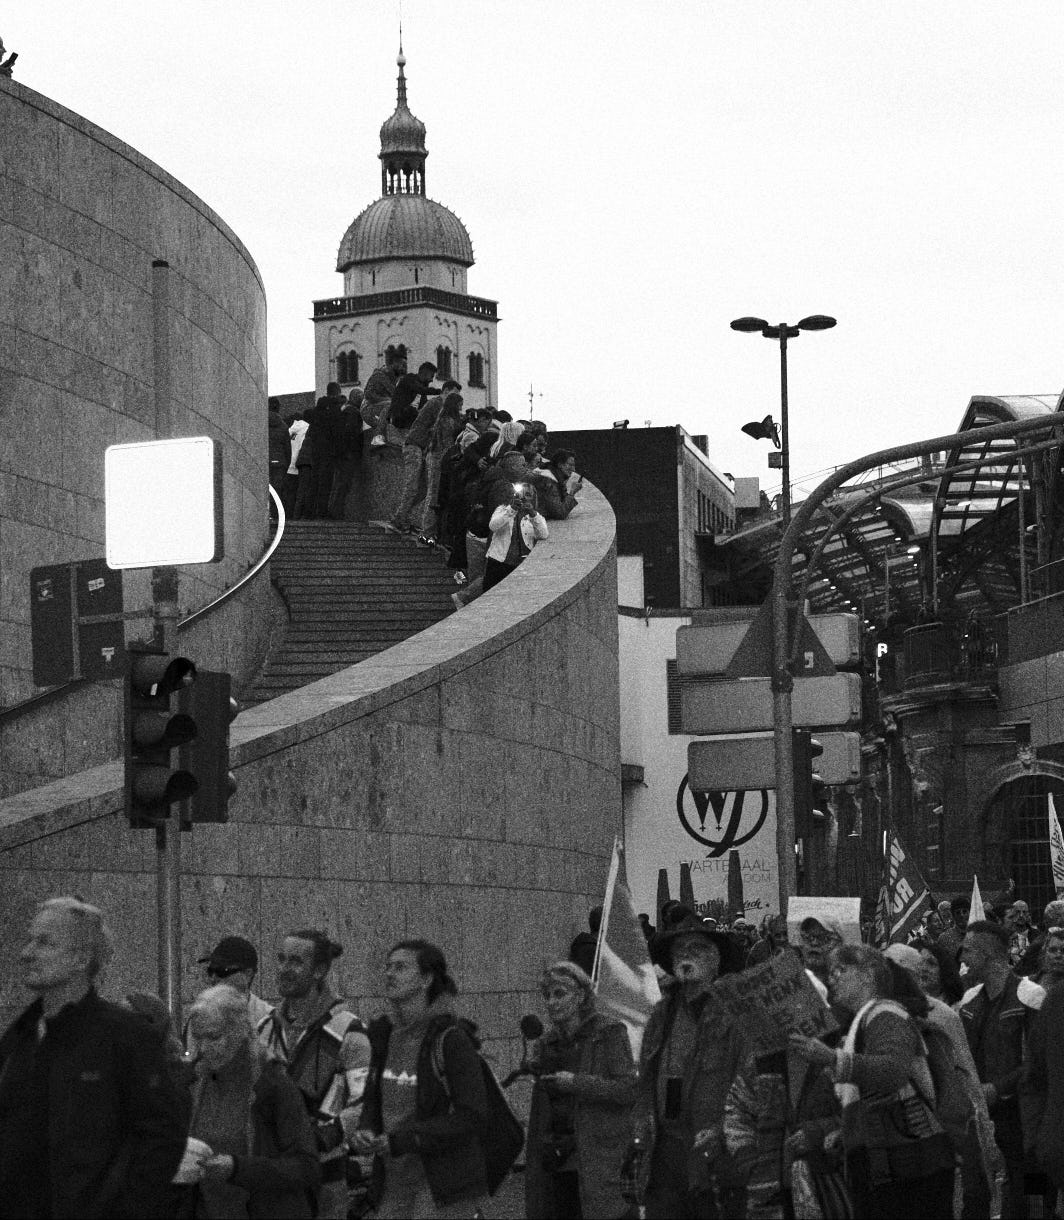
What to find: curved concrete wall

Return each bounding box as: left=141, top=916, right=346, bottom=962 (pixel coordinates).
left=0, top=488, right=622, bottom=1057
left=0, top=78, right=272, bottom=797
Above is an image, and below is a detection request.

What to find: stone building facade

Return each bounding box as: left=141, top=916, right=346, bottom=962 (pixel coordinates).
left=0, top=77, right=273, bottom=797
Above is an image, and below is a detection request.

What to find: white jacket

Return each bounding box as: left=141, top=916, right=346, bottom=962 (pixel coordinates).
left=487, top=504, right=548, bottom=564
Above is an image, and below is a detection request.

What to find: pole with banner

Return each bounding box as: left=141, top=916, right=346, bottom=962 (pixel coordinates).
left=1049, top=793, right=1064, bottom=899
left=592, top=839, right=661, bottom=1058
left=970, top=875, right=987, bottom=923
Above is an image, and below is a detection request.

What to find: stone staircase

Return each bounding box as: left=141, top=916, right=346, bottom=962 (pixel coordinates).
left=244, top=521, right=457, bottom=705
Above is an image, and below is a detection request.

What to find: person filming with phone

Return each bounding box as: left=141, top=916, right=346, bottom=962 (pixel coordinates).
left=482, top=479, right=548, bottom=592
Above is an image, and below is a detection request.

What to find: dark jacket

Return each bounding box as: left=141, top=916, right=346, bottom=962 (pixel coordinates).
left=525, top=1013, right=636, bottom=1220
left=959, top=975, right=1043, bottom=1116
left=633, top=978, right=746, bottom=1194
left=189, top=1047, right=320, bottom=1219
left=268, top=411, right=292, bottom=468
left=1021, top=984, right=1064, bottom=1185
left=0, top=989, right=186, bottom=1219
left=530, top=467, right=578, bottom=520
left=304, top=395, right=345, bottom=464
left=360, top=1010, right=489, bottom=1207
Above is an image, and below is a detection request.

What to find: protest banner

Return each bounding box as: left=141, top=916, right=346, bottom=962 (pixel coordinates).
left=786, top=896, right=862, bottom=945
left=712, top=949, right=837, bottom=1052
left=886, top=831, right=930, bottom=942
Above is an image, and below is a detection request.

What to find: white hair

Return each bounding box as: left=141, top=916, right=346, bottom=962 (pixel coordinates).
left=188, top=984, right=252, bottom=1035
left=38, top=896, right=114, bottom=979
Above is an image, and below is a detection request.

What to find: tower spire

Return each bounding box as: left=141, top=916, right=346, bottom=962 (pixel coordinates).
left=379, top=41, right=428, bottom=197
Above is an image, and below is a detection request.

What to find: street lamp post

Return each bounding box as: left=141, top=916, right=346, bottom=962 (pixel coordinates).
left=731, top=313, right=835, bottom=908
left=731, top=315, right=836, bottom=528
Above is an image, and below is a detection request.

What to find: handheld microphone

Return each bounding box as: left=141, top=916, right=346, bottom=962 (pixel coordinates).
left=501, top=1014, right=545, bottom=1087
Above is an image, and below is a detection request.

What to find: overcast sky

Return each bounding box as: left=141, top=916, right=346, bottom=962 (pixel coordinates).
left=12, top=2, right=1064, bottom=499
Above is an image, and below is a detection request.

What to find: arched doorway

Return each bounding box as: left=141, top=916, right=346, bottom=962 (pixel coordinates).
left=982, top=767, right=1064, bottom=913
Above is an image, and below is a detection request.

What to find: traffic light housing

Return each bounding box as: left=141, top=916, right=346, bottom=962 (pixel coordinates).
left=124, top=648, right=198, bottom=828
left=793, top=729, right=826, bottom=840
left=179, top=670, right=238, bottom=823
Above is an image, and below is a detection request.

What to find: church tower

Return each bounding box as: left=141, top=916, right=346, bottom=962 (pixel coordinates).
left=313, top=46, right=499, bottom=408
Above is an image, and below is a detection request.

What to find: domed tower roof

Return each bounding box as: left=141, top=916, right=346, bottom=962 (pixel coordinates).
left=336, top=195, right=474, bottom=269
left=336, top=44, right=474, bottom=273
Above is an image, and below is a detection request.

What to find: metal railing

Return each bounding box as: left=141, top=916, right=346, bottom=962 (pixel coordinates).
left=313, top=286, right=498, bottom=320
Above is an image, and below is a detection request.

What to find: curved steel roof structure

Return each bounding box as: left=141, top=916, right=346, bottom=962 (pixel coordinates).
left=720, top=392, right=1064, bottom=626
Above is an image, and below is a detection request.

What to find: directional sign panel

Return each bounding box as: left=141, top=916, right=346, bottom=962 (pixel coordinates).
left=680, top=674, right=862, bottom=734
left=677, top=611, right=860, bottom=677
left=687, top=730, right=862, bottom=792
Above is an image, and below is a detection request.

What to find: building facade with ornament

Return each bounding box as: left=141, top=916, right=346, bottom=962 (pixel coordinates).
left=312, top=48, right=498, bottom=406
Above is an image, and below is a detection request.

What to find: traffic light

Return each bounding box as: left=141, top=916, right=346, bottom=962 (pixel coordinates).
left=179, top=671, right=238, bottom=823
left=793, top=729, right=826, bottom=840
left=125, top=648, right=198, bottom=828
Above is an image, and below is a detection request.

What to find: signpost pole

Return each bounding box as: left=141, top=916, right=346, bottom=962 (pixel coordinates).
left=151, top=566, right=183, bottom=1026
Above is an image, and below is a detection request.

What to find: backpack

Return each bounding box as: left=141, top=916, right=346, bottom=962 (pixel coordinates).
left=430, top=1023, right=525, bottom=1196
left=916, top=1018, right=976, bottom=1153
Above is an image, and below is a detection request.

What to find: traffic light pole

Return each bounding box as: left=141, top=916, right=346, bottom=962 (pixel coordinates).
left=151, top=565, right=183, bottom=1027
left=771, top=411, right=1064, bottom=915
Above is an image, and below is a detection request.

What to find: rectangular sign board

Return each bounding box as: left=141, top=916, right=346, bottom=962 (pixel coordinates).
left=688, top=730, right=861, bottom=792
left=711, top=949, right=838, bottom=1052
left=30, top=559, right=126, bottom=685
left=680, top=674, right=862, bottom=734
left=677, top=612, right=860, bottom=676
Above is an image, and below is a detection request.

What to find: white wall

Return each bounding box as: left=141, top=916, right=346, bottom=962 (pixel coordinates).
left=619, top=612, right=781, bottom=921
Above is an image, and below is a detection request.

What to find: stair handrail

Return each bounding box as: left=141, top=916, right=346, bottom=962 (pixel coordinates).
left=0, top=487, right=285, bottom=726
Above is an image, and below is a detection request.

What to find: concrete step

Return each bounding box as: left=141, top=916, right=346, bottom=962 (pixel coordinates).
left=243, top=520, right=457, bottom=705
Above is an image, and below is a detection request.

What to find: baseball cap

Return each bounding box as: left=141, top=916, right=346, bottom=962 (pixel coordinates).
left=198, top=935, right=258, bottom=974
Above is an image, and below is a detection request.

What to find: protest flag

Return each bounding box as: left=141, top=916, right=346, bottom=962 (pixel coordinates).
left=886, top=830, right=931, bottom=942
left=970, top=874, right=986, bottom=922
left=873, top=884, right=891, bottom=948
left=593, top=838, right=661, bottom=1058
left=1050, top=794, right=1064, bottom=899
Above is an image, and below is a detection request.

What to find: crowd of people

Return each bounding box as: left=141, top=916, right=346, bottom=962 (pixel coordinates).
left=267, top=351, right=583, bottom=609
left=6, top=891, right=1064, bottom=1219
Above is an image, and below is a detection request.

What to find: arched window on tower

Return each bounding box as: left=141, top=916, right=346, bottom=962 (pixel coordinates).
left=435, top=346, right=452, bottom=380
left=385, top=344, right=408, bottom=366
left=336, top=350, right=360, bottom=385
left=467, top=352, right=485, bottom=388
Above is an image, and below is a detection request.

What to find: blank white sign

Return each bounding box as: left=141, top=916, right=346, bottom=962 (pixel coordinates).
left=105, top=437, right=221, bottom=569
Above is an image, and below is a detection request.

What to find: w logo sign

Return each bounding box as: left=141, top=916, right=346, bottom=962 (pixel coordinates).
left=675, top=775, right=769, bottom=856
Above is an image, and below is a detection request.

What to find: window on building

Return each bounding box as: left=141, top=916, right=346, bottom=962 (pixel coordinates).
left=371, top=269, right=376, bottom=287
left=467, top=352, right=485, bottom=388
left=435, top=346, right=453, bottom=380
left=926, top=804, right=943, bottom=881
left=666, top=659, right=685, bottom=735
left=414, top=266, right=420, bottom=285
left=335, top=350, right=359, bottom=385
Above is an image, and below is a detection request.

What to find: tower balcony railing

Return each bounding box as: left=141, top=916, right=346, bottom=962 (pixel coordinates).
left=312, top=287, right=498, bottom=320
